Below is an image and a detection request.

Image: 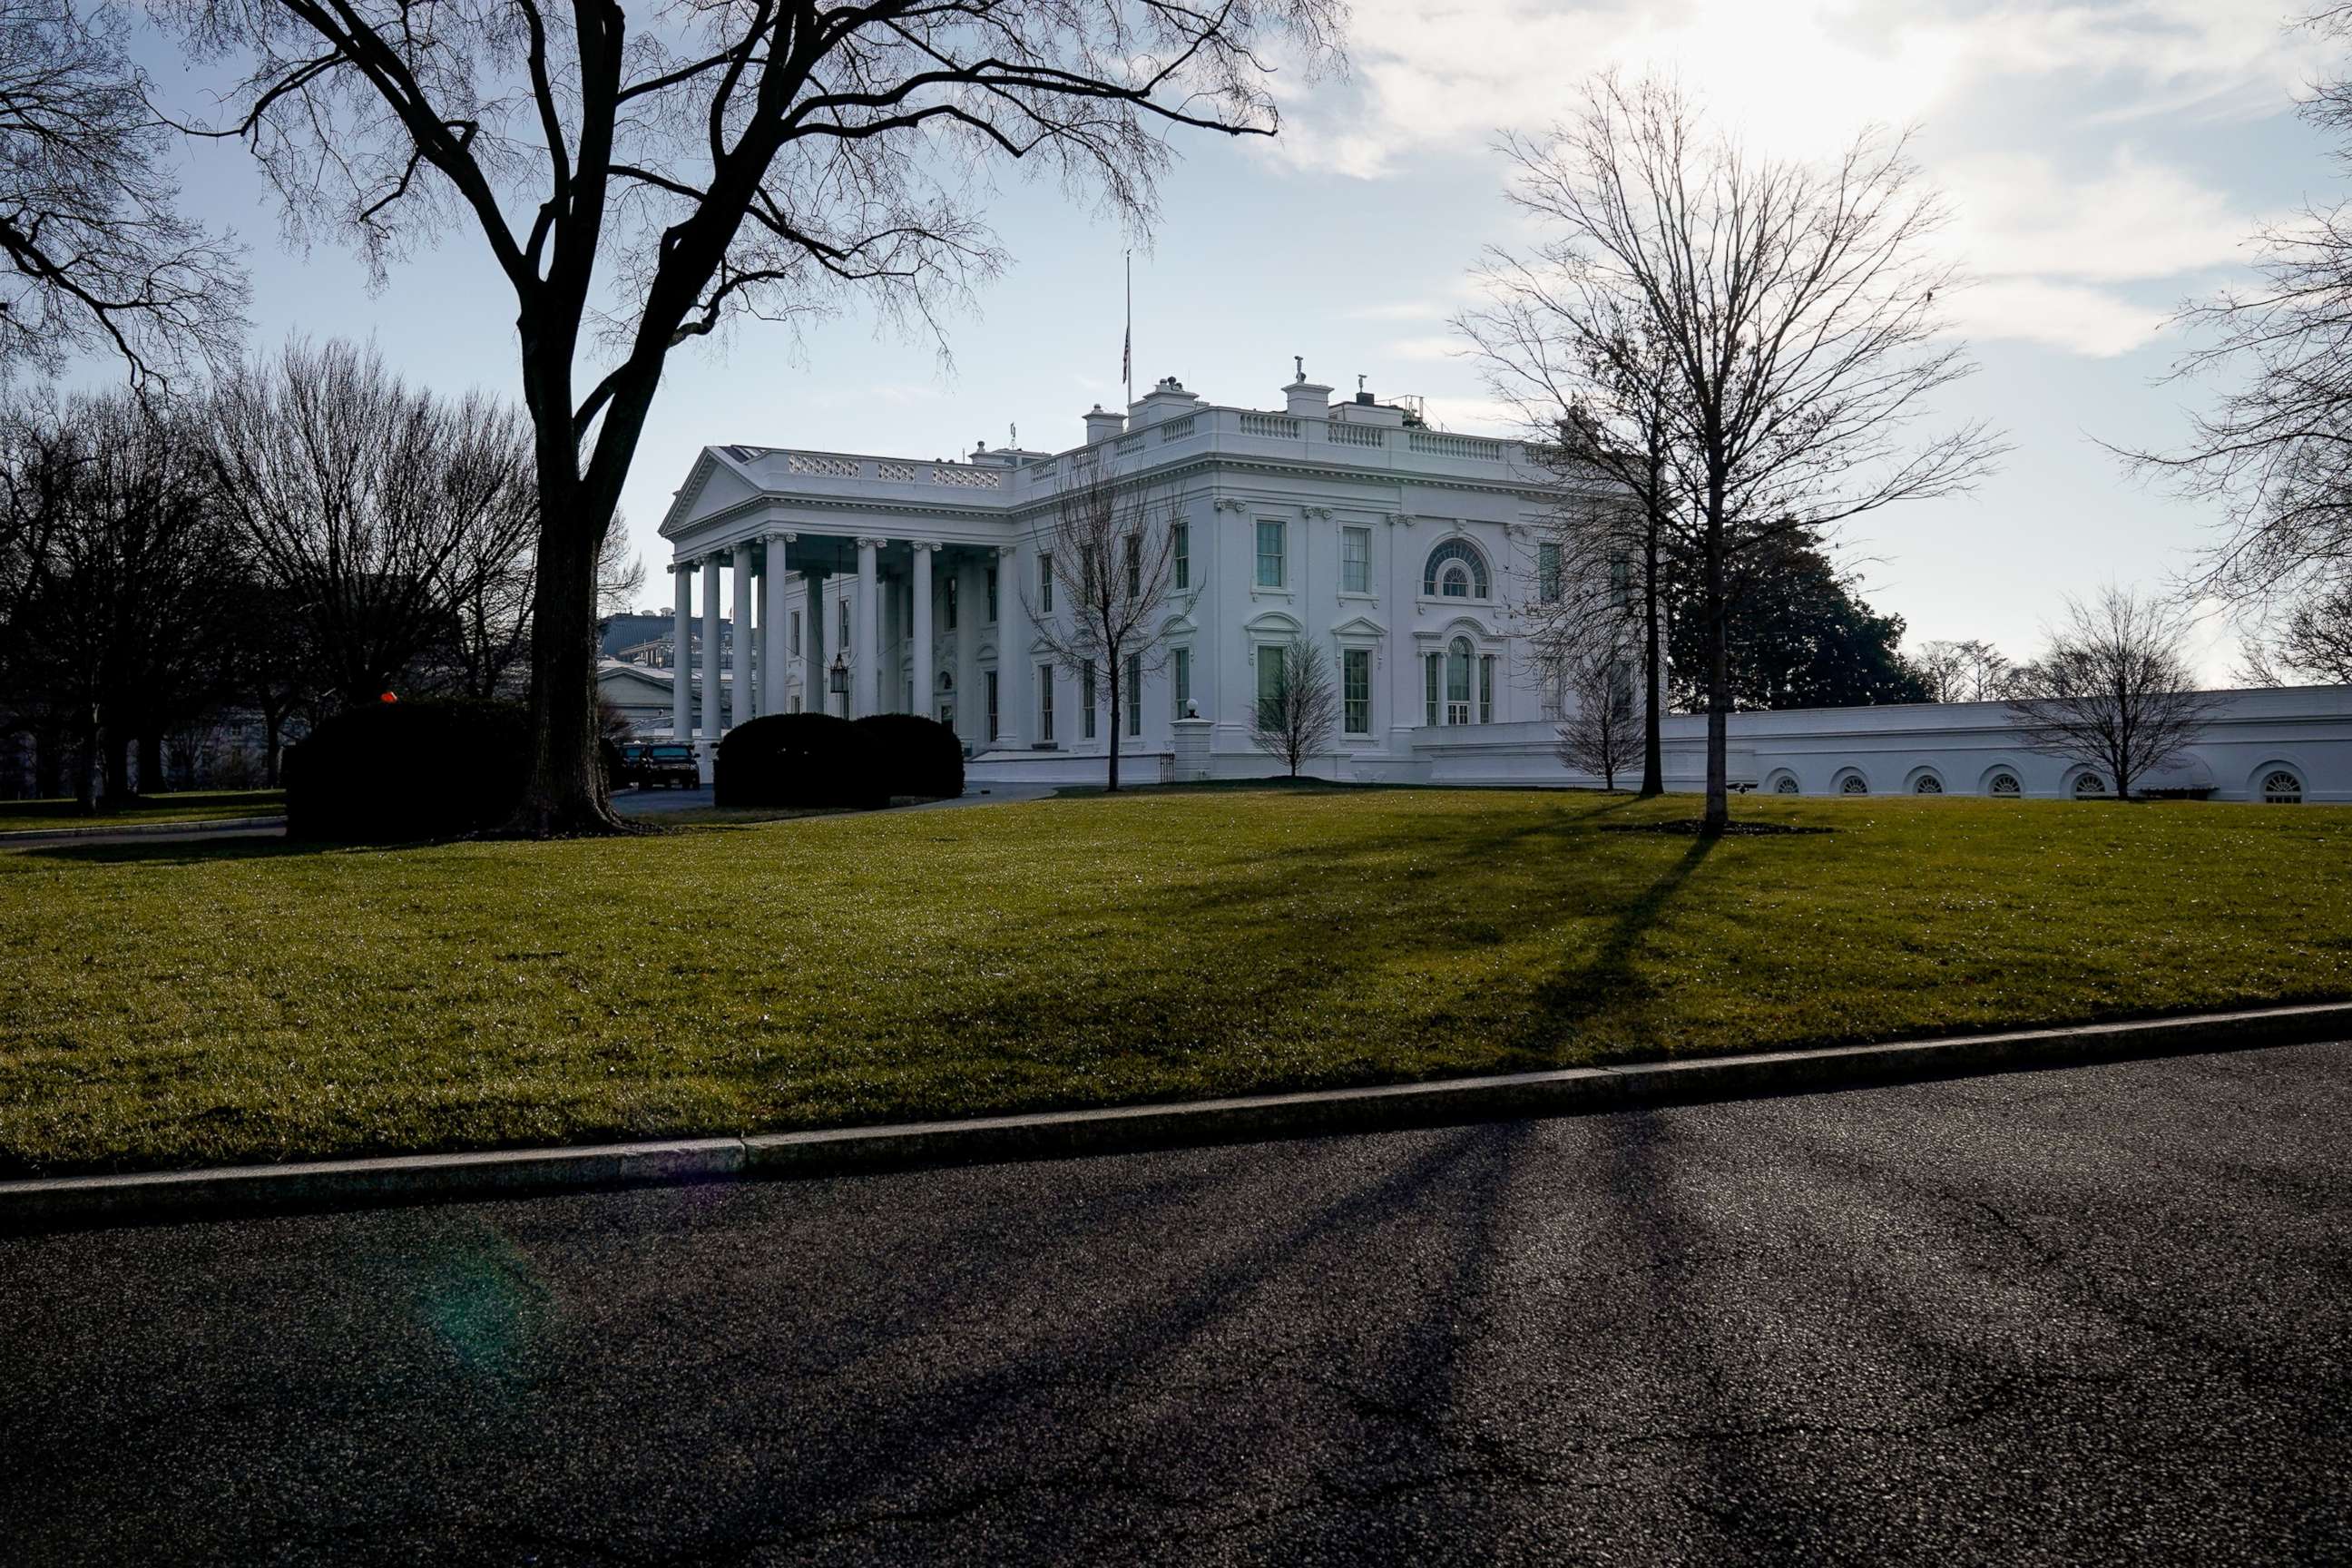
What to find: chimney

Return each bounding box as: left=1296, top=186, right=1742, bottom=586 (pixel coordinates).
left=1083, top=404, right=1125, bottom=444
left=1284, top=358, right=1332, bottom=418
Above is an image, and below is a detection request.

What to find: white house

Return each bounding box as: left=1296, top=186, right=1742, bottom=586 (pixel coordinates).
left=642, top=366, right=2352, bottom=803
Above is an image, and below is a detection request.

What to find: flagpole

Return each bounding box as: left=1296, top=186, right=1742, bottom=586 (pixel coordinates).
left=1123, top=249, right=1133, bottom=409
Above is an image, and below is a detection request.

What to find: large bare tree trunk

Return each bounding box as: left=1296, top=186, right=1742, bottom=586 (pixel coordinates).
left=510, top=491, right=622, bottom=835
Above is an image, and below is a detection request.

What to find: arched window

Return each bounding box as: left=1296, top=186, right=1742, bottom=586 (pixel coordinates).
left=1988, top=771, right=2021, bottom=797
left=1422, top=540, right=1490, bottom=599
left=1773, top=775, right=1800, bottom=795
left=2262, top=769, right=2304, bottom=804
left=1914, top=775, right=1944, bottom=795
left=1445, top=636, right=1475, bottom=724
left=1839, top=774, right=1868, bottom=795
left=2073, top=772, right=2107, bottom=797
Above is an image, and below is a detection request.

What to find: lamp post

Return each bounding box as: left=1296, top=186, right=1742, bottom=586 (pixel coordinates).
left=828, top=650, right=849, bottom=716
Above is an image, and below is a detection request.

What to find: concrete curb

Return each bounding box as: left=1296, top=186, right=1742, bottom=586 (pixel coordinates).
left=4, top=1000, right=2347, bottom=1233
left=0, top=814, right=286, bottom=845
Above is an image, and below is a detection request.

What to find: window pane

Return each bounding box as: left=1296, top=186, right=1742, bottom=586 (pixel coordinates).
left=1256, top=520, right=1284, bottom=587
left=1342, top=527, right=1369, bottom=593
left=1038, top=553, right=1054, bottom=613
left=1039, top=664, right=1054, bottom=740
left=985, top=567, right=998, bottom=622
left=1425, top=653, right=1439, bottom=726
left=1083, top=662, right=1096, bottom=739
left=1173, top=647, right=1191, bottom=714
left=986, top=671, right=998, bottom=740
left=1479, top=655, right=1494, bottom=723
left=1538, top=542, right=1562, bottom=603
left=1126, top=653, right=1142, bottom=735
left=1172, top=523, right=1189, bottom=590
left=1344, top=648, right=1370, bottom=735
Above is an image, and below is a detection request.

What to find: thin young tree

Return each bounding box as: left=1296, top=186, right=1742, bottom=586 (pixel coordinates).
left=2005, top=587, right=2220, bottom=800
left=207, top=338, right=538, bottom=708
left=1025, top=453, right=1176, bottom=792
left=160, top=0, right=1342, bottom=833
left=1459, top=305, right=1678, bottom=796
left=0, top=0, right=246, bottom=386
left=1479, top=74, right=2004, bottom=831
left=1553, top=635, right=1639, bottom=790
left=1249, top=638, right=1338, bottom=779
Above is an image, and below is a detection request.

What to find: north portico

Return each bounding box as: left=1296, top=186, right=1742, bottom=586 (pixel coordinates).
left=655, top=367, right=1564, bottom=778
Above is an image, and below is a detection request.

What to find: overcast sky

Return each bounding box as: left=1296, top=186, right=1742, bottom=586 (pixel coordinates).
left=126, top=0, right=2351, bottom=679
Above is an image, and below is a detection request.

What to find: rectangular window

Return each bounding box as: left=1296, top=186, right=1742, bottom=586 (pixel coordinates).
left=1124, top=535, right=1142, bottom=599
left=1479, top=655, right=1494, bottom=723
left=1342, top=527, right=1371, bottom=594
left=1173, top=647, right=1191, bottom=716
left=1539, top=542, right=1563, bottom=603
left=1038, top=664, right=1055, bottom=742
left=1344, top=648, right=1371, bottom=735
left=1425, top=653, right=1440, bottom=727
left=789, top=696, right=802, bottom=714
left=1257, top=647, right=1284, bottom=722
left=986, top=566, right=999, bottom=623
left=789, top=611, right=802, bottom=657
left=944, top=576, right=957, bottom=630
left=1172, top=523, right=1190, bottom=591
left=986, top=671, right=999, bottom=740
left=1038, top=552, right=1054, bottom=614
left=1125, top=653, right=1142, bottom=737
left=1255, top=519, right=1286, bottom=588
left=1083, top=662, right=1097, bottom=740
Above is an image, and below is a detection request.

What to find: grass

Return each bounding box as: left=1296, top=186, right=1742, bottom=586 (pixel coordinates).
left=2, top=789, right=2348, bottom=1177
left=0, top=789, right=285, bottom=836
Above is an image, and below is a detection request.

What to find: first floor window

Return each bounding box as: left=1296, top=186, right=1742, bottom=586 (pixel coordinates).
left=1257, top=645, right=1284, bottom=720
left=1538, top=541, right=1563, bottom=603
left=944, top=575, right=958, bottom=630
left=1344, top=647, right=1371, bottom=735
left=1173, top=647, right=1191, bottom=716
left=1479, top=654, right=1495, bottom=724
left=790, top=695, right=802, bottom=714
left=1425, top=653, right=1440, bottom=727
left=1172, top=522, right=1190, bottom=591
left=1446, top=638, right=1474, bottom=725
left=1039, top=664, right=1055, bottom=741
left=1256, top=519, right=1286, bottom=587
left=1342, top=526, right=1371, bottom=593
left=986, top=671, right=999, bottom=740
left=1083, top=662, right=1098, bottom=740
left=789, top=611, right=802, bottom=657
left=1125, top=653, right=1142, bottom=737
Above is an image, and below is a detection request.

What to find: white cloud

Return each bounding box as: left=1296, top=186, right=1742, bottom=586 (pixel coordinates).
left=1942, top=150, right=2254, bottom=284
left=1938, top=277, right=2171, bottom=357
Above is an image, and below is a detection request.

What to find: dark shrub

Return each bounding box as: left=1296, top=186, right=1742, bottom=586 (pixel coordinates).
left=285, top=699, right=530, bottom=842
left=855, top=713, right=965, bottom=800
left=714, top=712, right=884, bottom=809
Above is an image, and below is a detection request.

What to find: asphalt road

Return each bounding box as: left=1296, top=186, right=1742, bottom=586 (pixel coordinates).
left=5, top=1044, right=2348, bottom=1566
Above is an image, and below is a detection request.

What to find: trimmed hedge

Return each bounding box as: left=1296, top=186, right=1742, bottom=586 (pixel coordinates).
left=855, top=713, right=965, bottom=801
left=715, top=713, right=884, bottom=809
left=285, top=699, right=530, bottom=842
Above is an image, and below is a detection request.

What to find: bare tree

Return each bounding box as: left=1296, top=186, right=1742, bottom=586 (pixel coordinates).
left=1249, top=638, right=1337, bottom=779
left=2240, top=584, right=2352, bottom=684
left=1553, top=634, right=1639, bottom=790
left=2005, top=588, right=2221, bottom=800
left=1459, top=298, right=1678, bottom=796
left=207, top=338, right=538, bottom=708
left=2117, top=7, right=2352, bottom=635
left=159, top=0, right=1341, bottom=834
left=0, top=0, right=246, bottom=386
left=1914, top=637, right=2011, bottom=702
left=1478, top=74, right=2004, bottom=831
left=1024, top=452, right=1176, bottom=792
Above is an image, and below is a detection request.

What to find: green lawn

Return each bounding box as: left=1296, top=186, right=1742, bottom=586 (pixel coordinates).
left=0, top=789, right=285, bottom=836
left=3, top=789, right=2347, bottom=1177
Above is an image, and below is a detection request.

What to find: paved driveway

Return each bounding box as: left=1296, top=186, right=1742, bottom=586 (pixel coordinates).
left=5, top=1044, right=2347, bottom=1565
left=613, top=782, right=1058, bottom=818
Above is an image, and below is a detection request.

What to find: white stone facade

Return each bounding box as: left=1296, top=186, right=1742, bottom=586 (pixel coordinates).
left=650, top=369, right=2352, bottom=804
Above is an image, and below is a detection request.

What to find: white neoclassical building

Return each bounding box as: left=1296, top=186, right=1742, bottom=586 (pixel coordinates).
left=645, top=366, right=2352, bottom=803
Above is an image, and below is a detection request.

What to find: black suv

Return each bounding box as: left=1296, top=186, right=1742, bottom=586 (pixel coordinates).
left=622, top=742, right=701, bottom=789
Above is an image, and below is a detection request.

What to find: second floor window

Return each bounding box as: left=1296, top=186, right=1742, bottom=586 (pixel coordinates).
left=1038, top=552, right=1054, bottom=613
left=1539, top=541, right=1563, bottom=603
left=1256, top=519, right=1286, bottom=588
left=1172, top=523, right=1190, bottom=591
left=1124, top=534, right=1142, bottom=599
left=1342, top=527, right=1370, bottom=593
left=789, top=611, right=801, bottom=657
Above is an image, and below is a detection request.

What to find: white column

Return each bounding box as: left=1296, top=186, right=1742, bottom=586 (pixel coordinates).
left=911, top=543, right=936, bottom=724
left=996, top=542, right=1027, bottom=750
left=670, top=562, right=692, bottom=740
left=854, top=537, right=882, bottom=718
left=805, top=571, right=829, bottom=715
left=730, top=548, right=755, bottom=727
left=699, top=555, right=721, bottom=740
left=954, top=554, right=983, bottom=743
left=762, top=534, right=790, bottom=718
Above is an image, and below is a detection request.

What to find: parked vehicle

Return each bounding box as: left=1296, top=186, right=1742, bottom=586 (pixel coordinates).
left=620, top=742, right=701, bottom=789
